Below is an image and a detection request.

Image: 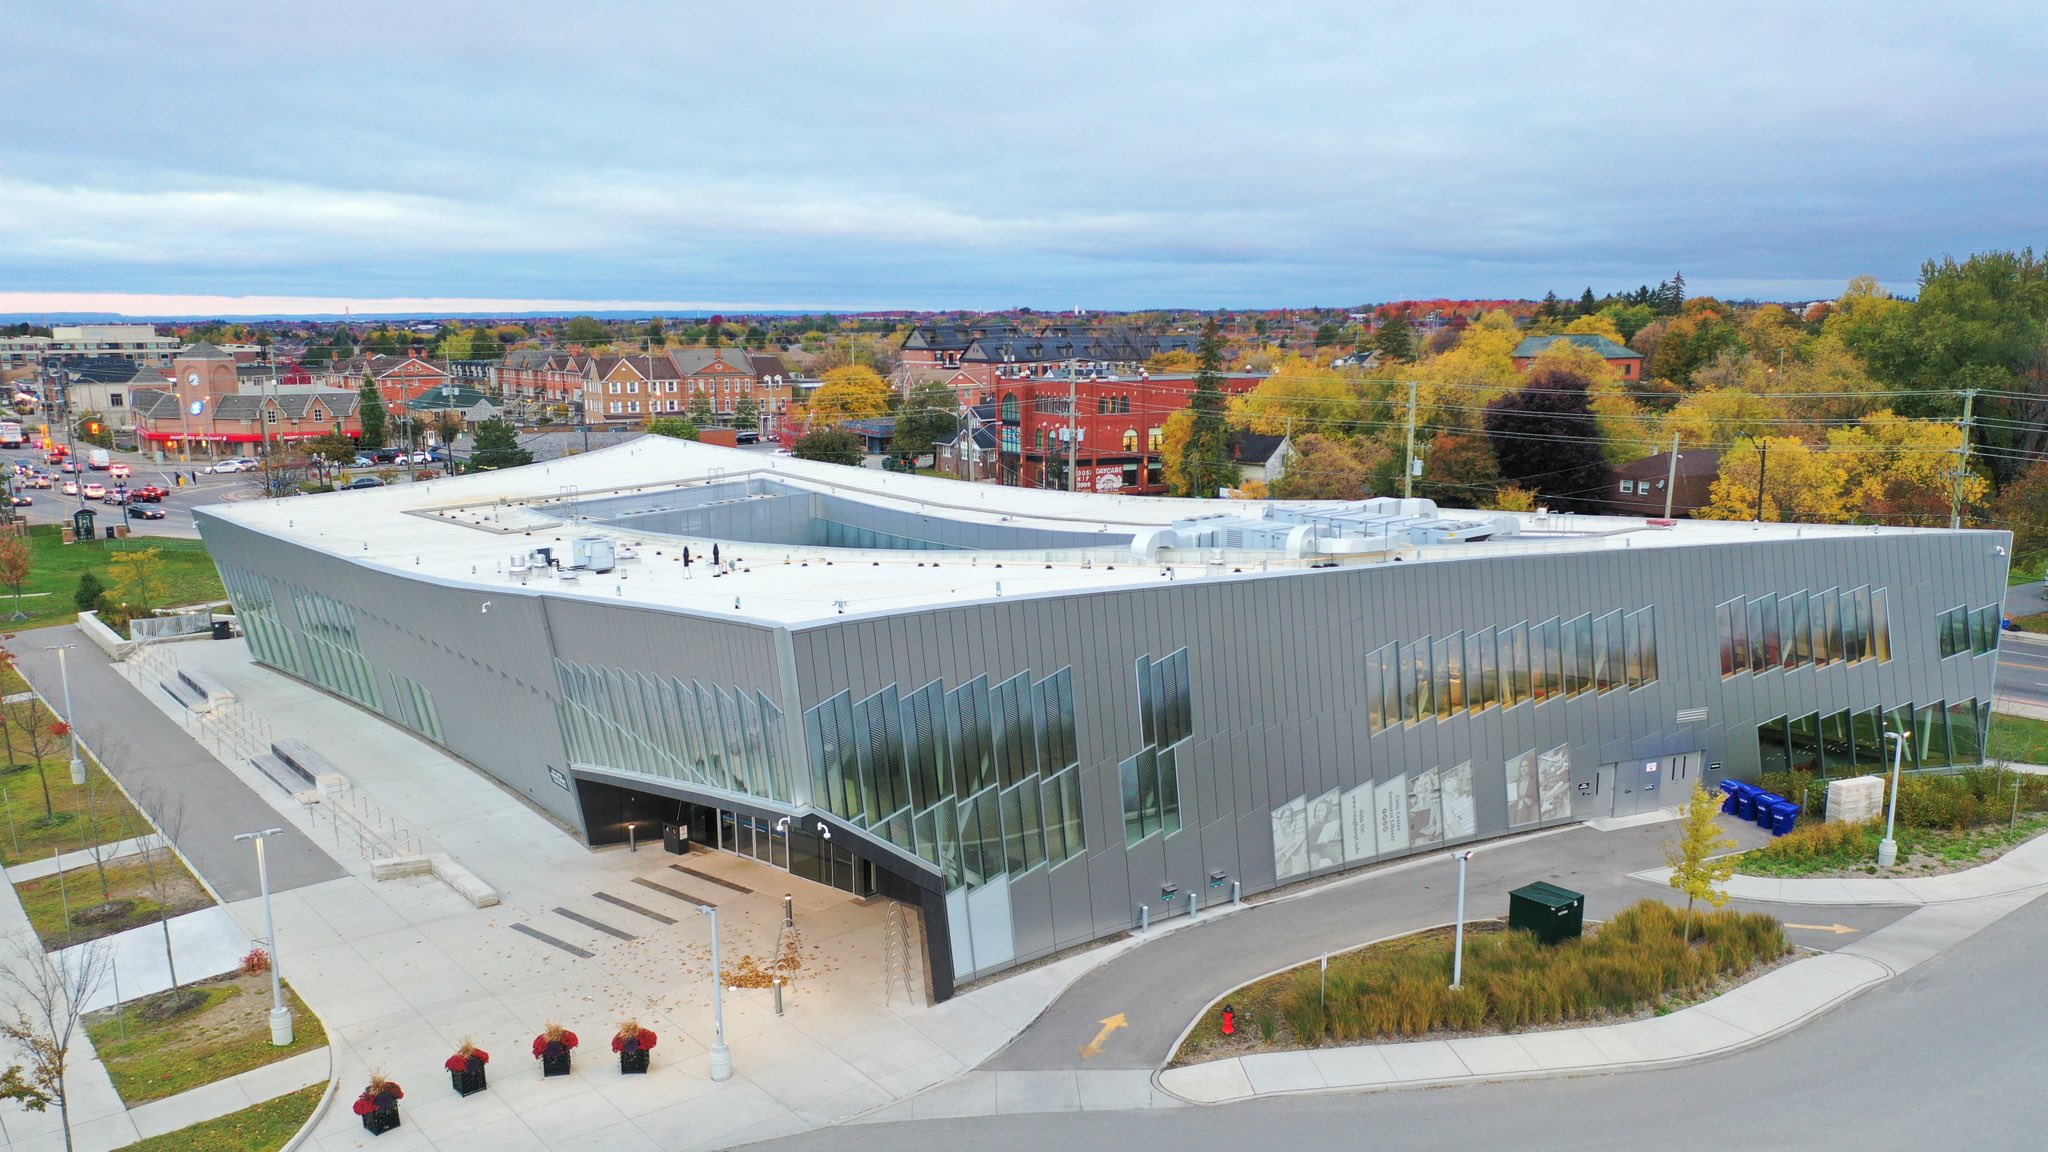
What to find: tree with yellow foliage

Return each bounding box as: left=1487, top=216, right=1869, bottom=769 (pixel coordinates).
left=1699, top=437, right=1850, bottom=523
left=1226, top=356, right=1361, bottom=437
left=1410, top=311, right=1522, bottom=428
left=1830, top=411, right=1988, bottom=526
left=1666, top=781, right=1738, bottom=943
left=1560, top=313, right=1627, bottom=344
left=1160, top=410, right=1194, bottom=496
left=805, top=365, right=891, bottom=426
left=1660, top=388, right=1789, bottom=449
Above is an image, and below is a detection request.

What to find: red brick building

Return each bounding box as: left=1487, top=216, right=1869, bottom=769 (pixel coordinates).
left=132, top=343, right=361, bottom=454
left=1511, top=334, right=1645, bottom=381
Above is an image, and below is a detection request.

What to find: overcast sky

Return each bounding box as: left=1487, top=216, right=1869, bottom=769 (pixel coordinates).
left=3, top=1, right=2043, bottom=316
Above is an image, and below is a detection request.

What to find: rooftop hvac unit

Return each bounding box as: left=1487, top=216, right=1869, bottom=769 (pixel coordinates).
left=571, top=537, right=616, bottom=574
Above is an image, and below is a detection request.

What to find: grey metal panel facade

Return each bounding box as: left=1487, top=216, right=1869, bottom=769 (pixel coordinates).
left=201, top=504, right=2008, bottom=991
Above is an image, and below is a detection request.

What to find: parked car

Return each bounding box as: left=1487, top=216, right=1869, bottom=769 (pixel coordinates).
left=345, top=476, right=385, bottom=489
left=128, top=505, right=165, bottom=520
left=206, top=457, right=259, bottom=473
left=131, top=485, right=167, bottom=502
left=7, top=494, right=29, bottom=507
left=108, top=462, right=131, bottom=480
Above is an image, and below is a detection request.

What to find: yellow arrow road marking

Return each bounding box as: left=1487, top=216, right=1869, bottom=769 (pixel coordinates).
left=1078, top=1013, right=1128, bottom=1059
left=1784, top=922, right=1859, bottom=935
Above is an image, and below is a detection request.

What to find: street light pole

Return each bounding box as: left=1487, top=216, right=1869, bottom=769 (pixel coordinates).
left=1452, top=849, right=1475, bottom=988
left=44, top=644, right=84, bottom=785
left=1879, top=731, right=1908, bottom=867
left=233, top=828, right=294, bottom=1045
left=698, top=904, right=732, bottom=1081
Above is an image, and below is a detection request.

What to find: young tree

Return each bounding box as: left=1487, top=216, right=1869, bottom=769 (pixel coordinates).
left=0, top=534, right=30, bottom=620
left=892, top=379, right=959, bottom=466
left=357, top=378, right=388, bottom=448
left=133, top=784, right=187, bottom=989
left=791, top=428, right=864, bottom=466
left=1665, top=782, right=1738, bottom=942
left=468, top=418, right=533, bottom=470
left=1269, top=434, right=1385, bottom=500
left=1179, top=320, right=1235, bottom=498
left=644, top=417, right=700, bottom=441
left=0, top=931, right=113, bottom=1152
left=106, top=548, right=167, bottom=616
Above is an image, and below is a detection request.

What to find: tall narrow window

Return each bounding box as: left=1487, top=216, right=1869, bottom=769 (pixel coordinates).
left=1505, top=623, right=1530, bottom=706
left=1871, top=588, right=1891, bottom=661
left=1717, top=601, right=1736, bottom=677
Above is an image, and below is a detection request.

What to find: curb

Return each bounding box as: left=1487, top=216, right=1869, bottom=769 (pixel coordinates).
left=1156, top=949, right=1894, bottom=1104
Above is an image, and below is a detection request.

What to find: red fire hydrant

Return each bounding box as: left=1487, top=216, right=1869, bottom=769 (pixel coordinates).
left=1221, top=1004, right=1236, bottom=1036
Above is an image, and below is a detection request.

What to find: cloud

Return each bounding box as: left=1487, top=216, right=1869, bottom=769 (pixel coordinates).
left=2, top=1, right=2044, bottom=312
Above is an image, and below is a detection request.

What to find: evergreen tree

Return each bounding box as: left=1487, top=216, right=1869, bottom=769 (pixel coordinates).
left=892, top=379, right=960, bottom=465
left=1373, top=313, right=1416, bottom=362
left=645, top=417, right=700, bottom=440
left=1578, top=287, right=1597, bottom=315
left=358, top=378, right=388, bottom=447
left=1179, top=319, right=1235, bottom=498
left=468, top=417, right=533, bottom=470
left=791, top=427, right=864, bottom=466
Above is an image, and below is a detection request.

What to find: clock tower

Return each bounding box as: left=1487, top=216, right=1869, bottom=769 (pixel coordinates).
left=170, top=342, right=239, bottom=402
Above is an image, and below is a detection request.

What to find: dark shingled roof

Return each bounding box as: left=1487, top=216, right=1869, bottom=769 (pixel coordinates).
left=1512, top=334, right=1641, bottom=360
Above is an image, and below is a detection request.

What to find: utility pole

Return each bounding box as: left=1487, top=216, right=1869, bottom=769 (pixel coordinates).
left=1663, top=432, right=1681, bottom=519
left=1754, top=441, right=1769, bottom=522
left=1401, top=379, right=1418, bottom=500
left=1950, top=387, right=1976, bottom=529
left=1066, top=361, right=1079, bottom=494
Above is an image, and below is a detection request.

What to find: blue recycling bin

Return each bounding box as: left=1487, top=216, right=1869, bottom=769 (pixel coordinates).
left=1754, top=793, right=1780, bottom=829
left=1769, top=801, right=1801, bottom=836
left=1719, top=779, right=1743, bottom=815
left=1733, top=788, right=1758, bottom=822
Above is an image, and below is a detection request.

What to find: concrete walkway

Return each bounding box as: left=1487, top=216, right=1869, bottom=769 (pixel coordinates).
left=6, top=626, right=344, bottom=901
left=1158, top=886, right=2045, bottom=1104
left=1628, top=826, right=2048, bottom=905
left=5, top=835, right=152, bottom=882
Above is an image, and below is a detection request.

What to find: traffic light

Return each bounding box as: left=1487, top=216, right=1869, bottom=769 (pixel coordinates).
left=86, top=421, right=101, bottom=436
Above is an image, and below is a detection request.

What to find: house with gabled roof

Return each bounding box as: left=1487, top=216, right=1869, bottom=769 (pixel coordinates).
left=1512, top=334, right=1645, bottom=381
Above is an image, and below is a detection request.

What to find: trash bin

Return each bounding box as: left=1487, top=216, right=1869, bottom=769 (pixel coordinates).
left=211, top=619, right=234, bottom=640
left=662, top=822, right=687, bottom=854
left=1721, top=780, right=1748, bottom=816
left=1755, top=793, right=1781, bottom=829
left=1769, top=800, right=1801, bottom=836
left=104, top=525, right=117, bottom=540
left=1508, top=881, right=1584, bottom=945
left=1733, top=787, right=1758, bottom=822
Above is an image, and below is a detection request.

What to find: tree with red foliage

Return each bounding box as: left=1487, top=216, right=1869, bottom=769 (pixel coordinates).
left=1483, top=364, right=1613, bottom=514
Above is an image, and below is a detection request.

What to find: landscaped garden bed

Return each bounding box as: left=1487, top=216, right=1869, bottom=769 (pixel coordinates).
left=84, top=970, right=326, bottom=1104
left=13, top=851, right=211, bottom=945
left=1740, top=766, right=2048, bottom=878
left=1170, top=899, right=1789, bottom=1067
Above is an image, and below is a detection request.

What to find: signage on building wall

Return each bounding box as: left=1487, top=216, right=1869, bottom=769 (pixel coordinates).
left=547, top=765, right=570, bottom=790
left=1093, top=471, right=1122, bottom=493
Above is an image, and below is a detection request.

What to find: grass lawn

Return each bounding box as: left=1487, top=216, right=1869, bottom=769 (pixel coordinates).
left=86, top=972, right=326, bottom=1105
left=12, top=851, right=211, bottom=947
left=1170, top=901, right=1788, bottom=1066
left=0, top=525, right=223, bottom=631
left=1740, top=813, right=2048, bottom=877
left=1987, top=712, right=2048, bottom=764
left=2009, top=612, right=2048, bottom=634
left=0, top=751, right=150, bottom=869
left=0, top=662, right=27, bottom=695
left=111, top=1082, right=324, bottom=1152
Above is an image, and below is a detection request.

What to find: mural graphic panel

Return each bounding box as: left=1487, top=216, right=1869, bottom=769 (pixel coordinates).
left=1341, top=782, right=1378, bottom=863
left=1407, top=768, right=1443, bottom=846
left=1306, top=788, right=1344, bottom=871
left=1272, top=796, right=1309, bottom=880
left=1506, top=749, right=1541, bottom=828
left=1374, top=774, right=1411, bottom=856
left=1539, top=745, right=1573, bottom=821
left=1441, top=760, right=1477, bottom=840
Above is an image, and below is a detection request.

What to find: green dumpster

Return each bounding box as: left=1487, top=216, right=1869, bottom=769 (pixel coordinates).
left=1508, top=881, right=1584, bottom=945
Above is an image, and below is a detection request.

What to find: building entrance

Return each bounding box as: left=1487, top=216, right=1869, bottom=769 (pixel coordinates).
left=1600, top=751, right=1703, bottom=817
left=711, top=807, right=875, bottom=898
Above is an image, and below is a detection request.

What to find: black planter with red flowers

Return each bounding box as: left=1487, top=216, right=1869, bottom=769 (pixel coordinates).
left=533, top=1023, right=579, bottom=1077
left=351, top=1076, right=404, bottom=1136
left=612, top=1021, right=658, bottom=1075
left=445, top=1039, right=490, bottom=1097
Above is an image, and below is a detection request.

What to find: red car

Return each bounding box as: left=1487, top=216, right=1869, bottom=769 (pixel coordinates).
left=130, top=485, right=168, bottom=502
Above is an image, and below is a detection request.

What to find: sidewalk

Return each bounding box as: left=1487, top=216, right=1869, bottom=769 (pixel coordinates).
left=4, top=835, right=152, bottom=883
left=1158, top=885, right=2045, bottom=1104
left=1627, top=825, right=2048, bottom=906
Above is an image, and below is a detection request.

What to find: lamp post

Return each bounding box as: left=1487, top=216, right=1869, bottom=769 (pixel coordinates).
left=1451, top=850, right=1475, bottom=988
left=1879, top=731, right=1908, bottom=867
left=698, top=904, right=732, bottom=1081
left=44, top=644, right=84, bottom=785
left=233, top=828, right=294, bottom=1045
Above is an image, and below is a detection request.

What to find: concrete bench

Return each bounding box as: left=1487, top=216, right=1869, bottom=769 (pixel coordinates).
left=271, top=738, right=339, bottom=785
left=160, top=667, right=234, bottom=715
left=249, top=752, right=310, bottom=795
left=430, top=853, right=500, bottom=907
